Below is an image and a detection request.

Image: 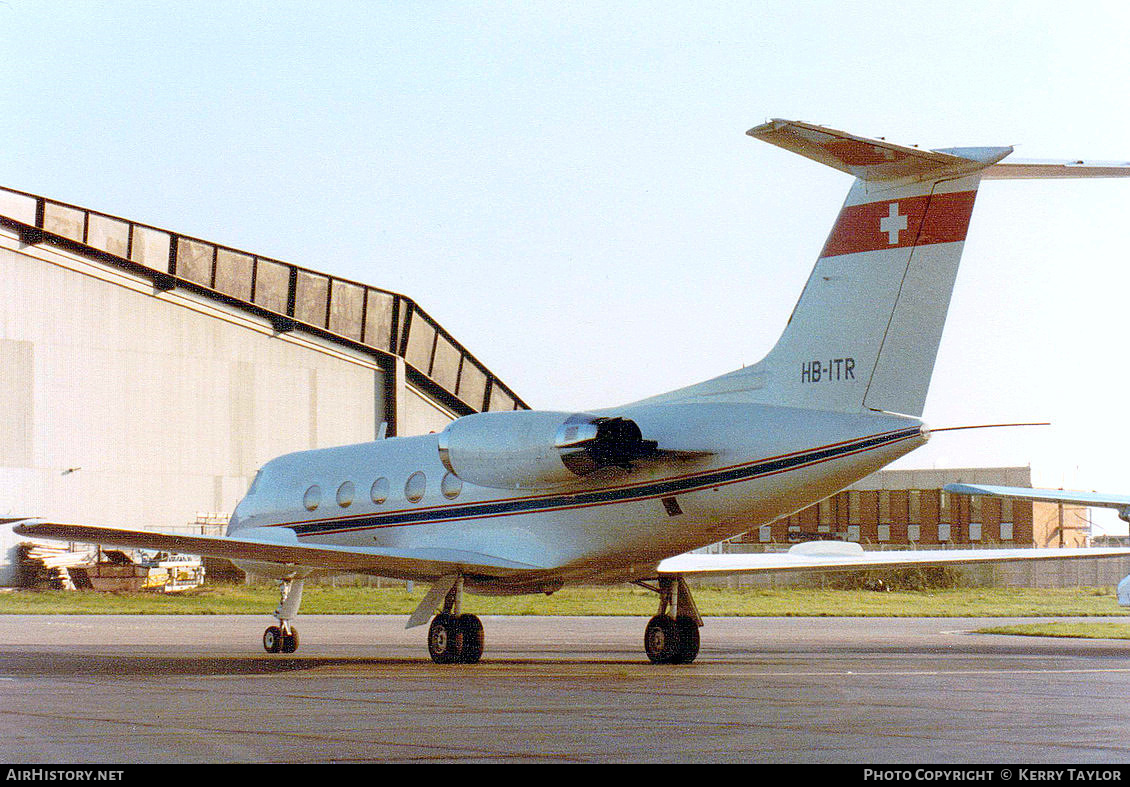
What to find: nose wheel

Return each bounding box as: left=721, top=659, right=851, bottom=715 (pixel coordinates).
left=263, top=623, right=299, bottom=654
left=262, top=578, right=304, bottom=654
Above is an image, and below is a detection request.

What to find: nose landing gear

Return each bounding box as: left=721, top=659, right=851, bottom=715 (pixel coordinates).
left=262, top=577, right=304, bottom=654
left=263, top=623, right=298, bottom=654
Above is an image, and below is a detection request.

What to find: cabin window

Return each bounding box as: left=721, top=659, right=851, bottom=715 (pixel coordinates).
left=370, top=477, right=389, bottom=504
left=405, top=471, right=426, bottom=503
left=337, top=481, right=355, bottom=508
left=303, top=485, right=321, bottom=512
left=441, top=472, right=462, bottom=500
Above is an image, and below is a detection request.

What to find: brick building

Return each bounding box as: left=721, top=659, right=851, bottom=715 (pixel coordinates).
left=739, top=467, right=1091, bottom=549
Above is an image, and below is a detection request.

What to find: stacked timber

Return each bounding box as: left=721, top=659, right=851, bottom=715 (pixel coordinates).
left=16, top=541, right=96, bottom=589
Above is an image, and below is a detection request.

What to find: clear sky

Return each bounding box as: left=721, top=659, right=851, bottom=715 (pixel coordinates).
left=3, top=1, right=1129, bottom=531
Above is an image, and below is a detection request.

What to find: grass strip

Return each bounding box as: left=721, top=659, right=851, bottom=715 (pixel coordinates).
left=0, top=585, right=1126, bottom=617
left=975, top=621, right=1130, bottom=640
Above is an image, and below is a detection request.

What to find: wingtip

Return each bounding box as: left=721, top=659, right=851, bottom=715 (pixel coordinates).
left=746, top=118, right=790, bottom=138
left=1, top=517, right=42, bottom=536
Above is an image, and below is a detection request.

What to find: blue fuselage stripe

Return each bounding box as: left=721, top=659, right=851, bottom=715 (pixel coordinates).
left=288, top=427, right=922, bottom=537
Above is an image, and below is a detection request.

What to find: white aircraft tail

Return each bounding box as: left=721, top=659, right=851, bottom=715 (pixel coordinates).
left=748, top=120, right=1012, bottom=416
left=641, top=120, right=1130, bottom=416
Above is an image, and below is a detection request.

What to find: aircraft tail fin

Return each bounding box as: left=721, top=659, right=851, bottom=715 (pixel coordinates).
left=747, top=120, right=1017, bottom=417
left=635, top=120, right=1130, bottom=415
left=639, top=121, right=1009, bottom=415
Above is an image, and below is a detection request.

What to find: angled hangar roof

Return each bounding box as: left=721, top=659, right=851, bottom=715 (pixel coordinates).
left=0, top=186, right=527, bottom=424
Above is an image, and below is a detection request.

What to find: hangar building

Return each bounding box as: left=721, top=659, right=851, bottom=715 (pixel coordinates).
left=0, top=185, right=527, bottom=569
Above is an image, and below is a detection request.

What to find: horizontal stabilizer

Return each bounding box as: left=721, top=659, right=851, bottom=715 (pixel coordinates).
left=12, top=520, right=542, bottom=580
left=983, top=159, right=1130, bottom=179
left=657, top=541, right=1130, bottom=576
left=748, top=119, right=1011, bottom=183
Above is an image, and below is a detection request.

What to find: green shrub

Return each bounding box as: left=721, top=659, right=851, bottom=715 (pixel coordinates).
left=830, top=565, right=965, bottom=592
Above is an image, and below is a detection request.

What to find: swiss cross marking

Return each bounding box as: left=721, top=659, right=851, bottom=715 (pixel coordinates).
left=879, top=202, right=907, bottom=245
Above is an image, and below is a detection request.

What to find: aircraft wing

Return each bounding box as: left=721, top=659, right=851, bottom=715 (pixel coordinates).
left=657, top=541, right=1130, bottom=577
left=943, top=483, right=1130, bottom=515
left=8, top=520, right=542, bottom=580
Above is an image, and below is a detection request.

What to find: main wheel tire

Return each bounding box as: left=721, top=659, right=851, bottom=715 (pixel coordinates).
left=428, top=614, right=464, bottom=664
left=672, top=617, right=700, bottom=664
left=281, top=628, right=299, bottom=654
left=457, top=614, right=484, bottom=664
left=644, top=615, right=680, bottom=664
left=263, top=625, right=283, bottom=654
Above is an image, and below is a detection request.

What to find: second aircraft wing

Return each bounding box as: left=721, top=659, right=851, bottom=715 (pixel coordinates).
left=943, top=483, right=1130, bottom=516
left=657, top=540, right=1130, bottom=577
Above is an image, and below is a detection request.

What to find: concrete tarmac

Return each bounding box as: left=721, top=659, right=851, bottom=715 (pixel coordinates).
left=1, top=614, right=1129, bottom=764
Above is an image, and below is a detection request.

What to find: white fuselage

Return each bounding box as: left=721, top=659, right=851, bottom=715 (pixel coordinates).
left=227, top=401, right=926, bottom=593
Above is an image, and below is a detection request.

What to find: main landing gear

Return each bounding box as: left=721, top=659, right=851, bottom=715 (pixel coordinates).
left=637, top=575, right=702, bottom=664
left=262, top=577, right=304, bottom=654
left=426, top=577, right=484, bottom=664
left=258, top=572, right=699, bottom=664
left=415, top=573, right=701, bottom=665
left=406, top=575, right=485, bottom=664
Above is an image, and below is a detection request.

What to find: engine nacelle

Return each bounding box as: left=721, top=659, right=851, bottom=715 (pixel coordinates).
left=437, top=410, right=656, bottom=490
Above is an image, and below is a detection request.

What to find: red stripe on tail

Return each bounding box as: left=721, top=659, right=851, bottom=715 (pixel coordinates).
left=820, top=190, right=978, bottom=258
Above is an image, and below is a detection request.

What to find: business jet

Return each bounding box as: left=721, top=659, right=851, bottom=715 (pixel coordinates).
left=14, top=119, right=1130, bottom=665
